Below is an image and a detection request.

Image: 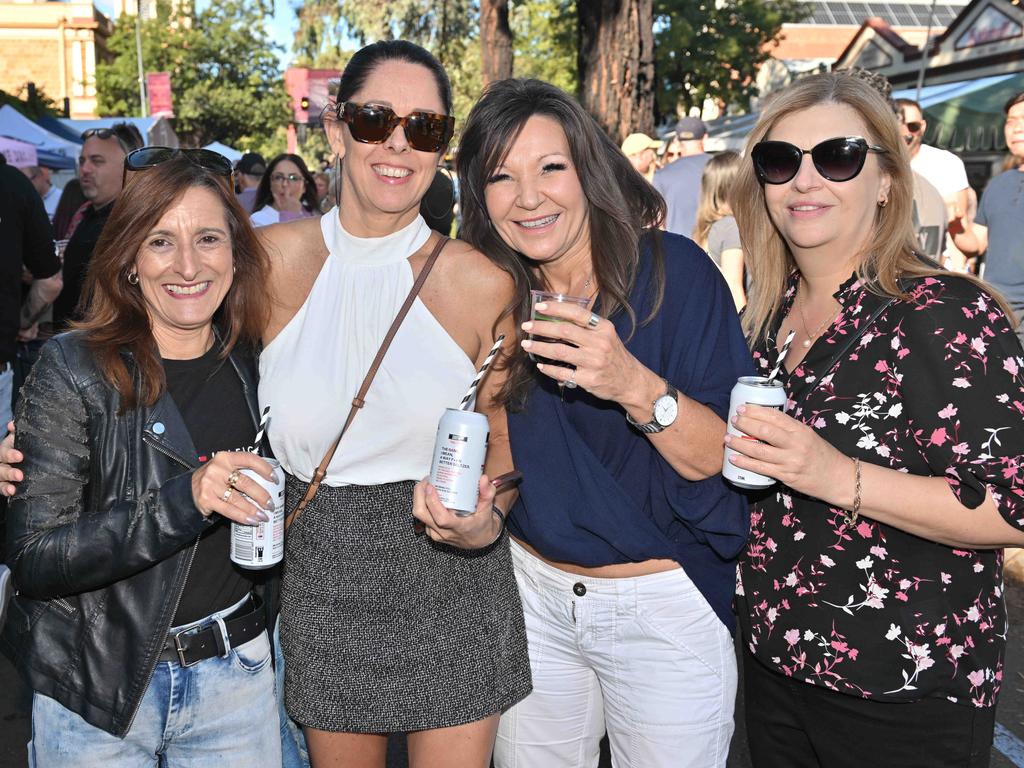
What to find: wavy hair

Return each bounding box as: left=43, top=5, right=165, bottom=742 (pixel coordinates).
left=457, top=78, right=666, bottom=410
left=76, top=156, right=270, bottom=411
left=734, top=72, right=1015, bottom=346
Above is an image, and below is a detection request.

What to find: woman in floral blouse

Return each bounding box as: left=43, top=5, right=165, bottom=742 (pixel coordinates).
left=729, top=72, right=1024, bottom=767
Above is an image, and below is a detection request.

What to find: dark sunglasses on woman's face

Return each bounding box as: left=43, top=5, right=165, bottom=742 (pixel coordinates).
left=122, top=147, right=234, bottom=186
left=751, top=136, right=887, bottom=185
left=337, top=101, right=455, bottom=153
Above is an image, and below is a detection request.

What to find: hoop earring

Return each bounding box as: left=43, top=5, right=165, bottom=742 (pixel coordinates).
left=127, top=269, right=139, bottom=285
left=335, top=156, right=342, bottom=209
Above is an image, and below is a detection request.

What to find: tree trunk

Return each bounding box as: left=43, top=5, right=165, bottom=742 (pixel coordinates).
left=577, top=0, right=655, bottom=143
left=480, top=0, right=513, bottom=85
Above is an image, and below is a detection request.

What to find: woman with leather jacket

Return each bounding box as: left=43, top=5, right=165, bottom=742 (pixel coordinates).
left=1, top=152, right=283, bottom=766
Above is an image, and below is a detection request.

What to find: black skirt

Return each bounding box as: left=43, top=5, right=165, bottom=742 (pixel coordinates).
left=280, top=477, right=532, bottom=733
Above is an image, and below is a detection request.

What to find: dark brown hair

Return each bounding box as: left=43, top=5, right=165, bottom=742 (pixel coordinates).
left=76, top=156, right=270, bottom=411
left=253, top=153, right=319, bottom=215
left=457, top=78, right=666, bottom=410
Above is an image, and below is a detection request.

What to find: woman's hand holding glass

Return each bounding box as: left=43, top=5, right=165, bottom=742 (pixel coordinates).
left=190, top=451, right=278, bottom=526
left=725, top=404, right=855, bottom=506
left=521, top=300, right=646, bottom=403
left=412, top=475, right=502, bottom=550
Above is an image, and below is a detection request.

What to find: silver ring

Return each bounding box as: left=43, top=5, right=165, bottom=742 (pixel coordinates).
left=227, top=469, right=241, bottom=489
left=587, top=312, right=601, bottom=329
left=221, top=488, right=233, bottom=503
left=565, top=369, right=578, bottom=389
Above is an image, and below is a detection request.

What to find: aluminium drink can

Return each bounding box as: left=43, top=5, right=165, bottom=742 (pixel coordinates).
left=230, top=457, right=285, bottom=570
left=429, top=408, right=490, bottom=517
left=723, top=376, right=787, bottom=489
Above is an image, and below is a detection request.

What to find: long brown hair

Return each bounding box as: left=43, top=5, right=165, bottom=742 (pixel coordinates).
left=733, top=72, right=1016, bottom=347
left=692, top=150, right=741, bottom=248
left=457, top=78, right=667, bottom=410
left=76, top=156, right=270, bottom=411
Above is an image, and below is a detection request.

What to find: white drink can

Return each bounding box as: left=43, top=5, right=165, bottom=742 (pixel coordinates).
left=723, top=376, right=787, bottom=489
left=230, top=457, right=285, bottom=569
left=429, top=408, right=490, bottom=517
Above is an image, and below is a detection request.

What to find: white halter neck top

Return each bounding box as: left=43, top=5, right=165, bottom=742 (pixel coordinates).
left=258, top=210, right=476, bottom=485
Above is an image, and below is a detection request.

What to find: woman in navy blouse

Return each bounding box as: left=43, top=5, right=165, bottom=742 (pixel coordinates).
left=729, top=73, right=1024, bottom=767
left=457, top=78, right=753, bottom=767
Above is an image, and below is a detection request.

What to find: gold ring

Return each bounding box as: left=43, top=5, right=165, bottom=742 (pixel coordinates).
left=221, top=488, right=233, bottom=503
left=587, top=312, right=601, bottom=329
left=227, top=469, right=241, bottom=489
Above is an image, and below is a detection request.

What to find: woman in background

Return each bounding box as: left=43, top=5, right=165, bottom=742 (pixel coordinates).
left=250, top=153, right=320, bottom=226
left=693, top=151, right=746, bottom=309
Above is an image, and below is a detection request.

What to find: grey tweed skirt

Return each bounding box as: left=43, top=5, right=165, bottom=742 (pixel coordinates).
left=280, top=476, right=532, bottom=733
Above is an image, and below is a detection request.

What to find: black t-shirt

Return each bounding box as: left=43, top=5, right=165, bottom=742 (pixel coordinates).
left=163, top=344, right=257, bottom=626
left=54, top=201, right=112, bottom=331
left=0, top=156, right=58, bottom=364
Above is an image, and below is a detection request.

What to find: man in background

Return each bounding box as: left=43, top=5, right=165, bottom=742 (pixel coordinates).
left=652, top=116, right=711, bottom=238
left=20, top=165, right=62, bottom=221
left=621, top=133, right=661, bottom=183
left=53, top=123, right=143, bottom=331
left=235, top=152, right=266, bottom=213
left=896, top=98, right=973, bottom=270
left=954, top=91, right=1024, bottom=346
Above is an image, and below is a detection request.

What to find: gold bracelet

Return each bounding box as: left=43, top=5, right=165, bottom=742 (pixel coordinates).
left=843, top=458, right=863, bottom=526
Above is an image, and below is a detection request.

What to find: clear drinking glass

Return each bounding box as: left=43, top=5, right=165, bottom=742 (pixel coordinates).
left=528, top=290, right=591, bottom=368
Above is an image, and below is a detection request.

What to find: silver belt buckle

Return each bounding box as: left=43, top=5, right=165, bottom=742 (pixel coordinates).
left=173, top=628, right=201, bottom=668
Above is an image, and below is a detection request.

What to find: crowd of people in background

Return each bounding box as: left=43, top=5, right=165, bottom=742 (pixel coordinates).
left=0, top=43, right=1023, bottom=768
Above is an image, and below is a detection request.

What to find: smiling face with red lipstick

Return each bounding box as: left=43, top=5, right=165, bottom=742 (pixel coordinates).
left=326, top=59, right=449, bottom=238
left=762, top=102, right=892, bottom=270
left=132, top=185, right=235, bottom=356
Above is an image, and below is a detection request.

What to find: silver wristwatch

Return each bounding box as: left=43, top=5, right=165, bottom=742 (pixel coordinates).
left=626, top=381, right=679, bottom=434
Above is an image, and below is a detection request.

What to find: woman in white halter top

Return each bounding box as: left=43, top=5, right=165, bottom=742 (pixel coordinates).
left=255, top=42, right=530, bottom=766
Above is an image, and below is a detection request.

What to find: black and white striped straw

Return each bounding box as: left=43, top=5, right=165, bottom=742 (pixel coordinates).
left=767, top=330, right=796, bottom=383
left=249, top=406, right=271, bottom=452
left=459, top=335, right=506, bottom=411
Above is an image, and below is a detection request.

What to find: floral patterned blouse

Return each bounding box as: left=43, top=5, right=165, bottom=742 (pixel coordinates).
left=736, top=271, right=1024, bottom=708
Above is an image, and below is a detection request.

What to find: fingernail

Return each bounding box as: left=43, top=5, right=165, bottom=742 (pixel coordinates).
left=536, top=363, right=546, bottom=370
left=737, top=405, right=747, bottom=414
left=255, top=510, right=270, bottom=522
left=264, top=499, right=275, bottom=511
left=245, top=516, right=262, bottom=526
left=536, top=302, right=547, bottom=310
left=522, top=340, right=533, bottom=349
left=724, top=434, right=732, bottom=444
left=521, top=321, right=533, bottom=331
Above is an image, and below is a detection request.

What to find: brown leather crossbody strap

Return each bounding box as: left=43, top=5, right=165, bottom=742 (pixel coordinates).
left=284, top=235, right=449, bottom=530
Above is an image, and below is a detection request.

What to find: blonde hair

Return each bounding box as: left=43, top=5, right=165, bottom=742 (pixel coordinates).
left=734, top=72, right=1016, bottom=346
left=692, top=151, right=742, bottom=248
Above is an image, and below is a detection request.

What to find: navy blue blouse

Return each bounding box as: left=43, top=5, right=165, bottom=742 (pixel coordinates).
left=507, top=232, right=755, bottom=632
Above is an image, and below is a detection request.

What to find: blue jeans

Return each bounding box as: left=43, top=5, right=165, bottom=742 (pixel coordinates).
left=29, top=601, right=281, bottom=767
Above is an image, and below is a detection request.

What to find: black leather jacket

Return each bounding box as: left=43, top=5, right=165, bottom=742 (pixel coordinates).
left=1, top=331, right=277, bottom=737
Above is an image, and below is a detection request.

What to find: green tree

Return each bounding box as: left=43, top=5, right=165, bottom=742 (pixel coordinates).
left=509, top=0, right=576, bottom=95
left=0, top=83, right=61, bottom=121
left=95, top=0, right=291, bottom=156
left=654, top=0, right=808, bottom=118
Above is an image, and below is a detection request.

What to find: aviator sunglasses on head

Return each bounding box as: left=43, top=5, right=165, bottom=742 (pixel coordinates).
left=337, top=101, right=455, bottom=153
left=751, top=136, right=888, bottom=185
left=122, top=147, right=234, bottom=186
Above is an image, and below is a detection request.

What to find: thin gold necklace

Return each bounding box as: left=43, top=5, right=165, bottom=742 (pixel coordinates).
left=797, top=280, right=840, bottom=349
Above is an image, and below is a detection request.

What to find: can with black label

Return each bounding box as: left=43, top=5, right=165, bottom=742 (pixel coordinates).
left=723, top=376, right=787, bottom=489
left=429, top=408, right=490, bottom=516
left=230, top=457, right=285, bottom=569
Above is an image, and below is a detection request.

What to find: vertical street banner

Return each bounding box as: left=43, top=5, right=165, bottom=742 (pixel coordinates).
left=147, top=72, right=174, bottom=117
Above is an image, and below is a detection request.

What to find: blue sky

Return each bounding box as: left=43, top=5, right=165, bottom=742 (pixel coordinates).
left=94, top=0, right=299, bottom=67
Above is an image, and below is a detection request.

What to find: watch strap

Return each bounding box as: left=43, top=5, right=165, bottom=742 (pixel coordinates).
left=625, top=381, right=677, bottom=434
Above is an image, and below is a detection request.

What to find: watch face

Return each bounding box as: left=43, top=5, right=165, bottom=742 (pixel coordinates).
left=654, top=394, right=678, bottom=427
